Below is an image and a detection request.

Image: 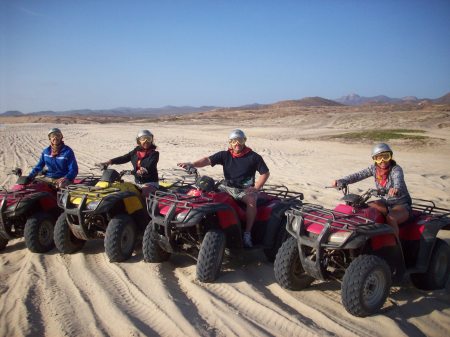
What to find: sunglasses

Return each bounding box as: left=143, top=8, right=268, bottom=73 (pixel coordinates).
left=373, top=152, right=392, bottom=164
left=139, top=136, right=153, bottom=143
left=229, top=138, right=245, bottom=145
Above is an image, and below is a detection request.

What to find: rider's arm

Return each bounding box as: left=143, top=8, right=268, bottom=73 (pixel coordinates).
left=178, top=156, right=212, bottom=169
left=28, top=150, right=47, bottom=179
left=65, top=148, right=78, bottom=180
left=254, top=171, right=270, bottom=190
left=337, top=166, right=373, bottom=186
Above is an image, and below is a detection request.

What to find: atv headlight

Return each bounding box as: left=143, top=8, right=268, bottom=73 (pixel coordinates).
left=86, top=200, right=101, bottom=210
left=328, top=231, right=351, bottom=244
left=291, top=216, right=302, bottom=233
left=175, top=211, right=188, bottom=222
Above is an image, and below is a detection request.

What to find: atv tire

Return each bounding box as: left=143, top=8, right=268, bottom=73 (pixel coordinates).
left=142, top=225, right=171, bottom=262
left=0, top=236, right=8, bottom=251
left=411, top=239, right=450, bottom=290
left=196, top=229, right=226, bottom=283
left=342, top=254, right=391, bottom=317
left=105, top=214, right=137, bottom=262
left=24, top=212, right=56, bottom=253
left=264, top=218, right=288, bottom=262
left=54, top=213, right=86, bottom=254
left=274, top=236, right=314, bottom=290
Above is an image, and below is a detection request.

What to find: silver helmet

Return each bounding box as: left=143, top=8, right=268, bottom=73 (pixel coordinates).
left=371, top=143, right=393, bottom=157
left=136, top=129, right=153, bottom=143
left=47, top=127, right=62, bottom=138
left=228, top=129, right=247, bottom=141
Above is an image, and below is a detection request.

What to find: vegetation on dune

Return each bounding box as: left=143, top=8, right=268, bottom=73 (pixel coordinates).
left=328, top=129, right=429, bottom=142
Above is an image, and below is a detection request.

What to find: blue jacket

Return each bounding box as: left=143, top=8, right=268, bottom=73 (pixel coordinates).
left=29, top=144, right=78, bottom=180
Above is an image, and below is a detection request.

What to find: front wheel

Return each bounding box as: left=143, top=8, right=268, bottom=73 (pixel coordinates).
left=54, top=213, right=86, bottom=254
left=105, top=214, right=137, bottom=262
left=142, top=225, right=171, bottom=262
left=411, top=239, right=449, bottom=290
left=274, top=236, right=314, bottom=290
left=342, top=255, right=391, bottom=317
left=24, top=212, right=56, bottom=253
left=196, top=229, right=226, bottom=283
left=264, top=218, right=288, bottom=262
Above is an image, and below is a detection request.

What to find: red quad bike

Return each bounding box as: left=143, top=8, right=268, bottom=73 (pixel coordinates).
left=0, top=168, right=98, bottom=253
left=274, top=185, right=450, bottom=317
left=143, top=171, right=304, bottom=282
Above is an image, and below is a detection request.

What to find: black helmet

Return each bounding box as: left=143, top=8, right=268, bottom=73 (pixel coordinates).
left=195, top=176, right=215, bottom=192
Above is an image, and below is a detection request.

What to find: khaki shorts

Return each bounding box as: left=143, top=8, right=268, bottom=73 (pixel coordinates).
left=218, top=184, right=256, bottom=201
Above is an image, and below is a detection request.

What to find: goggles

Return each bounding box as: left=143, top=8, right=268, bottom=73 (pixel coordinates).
left=138, top=135, right=153, bottom=143
left=229, top=138, right=245, bottom=145
left=373, top=152, right=392, bottom=164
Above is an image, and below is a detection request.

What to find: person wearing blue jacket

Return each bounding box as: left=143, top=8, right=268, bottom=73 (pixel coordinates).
left=27, top=127, right=78, bottom=188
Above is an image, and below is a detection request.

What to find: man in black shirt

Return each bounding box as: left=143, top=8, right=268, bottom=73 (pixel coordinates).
left=178, top=129, right=270, bottom=247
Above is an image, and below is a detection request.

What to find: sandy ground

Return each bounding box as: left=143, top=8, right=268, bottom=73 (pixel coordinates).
left=0, top=116, right=449, bottom=337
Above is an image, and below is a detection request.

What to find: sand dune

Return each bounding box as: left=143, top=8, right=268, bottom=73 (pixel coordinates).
left=1, top=117, right=449, bottom=337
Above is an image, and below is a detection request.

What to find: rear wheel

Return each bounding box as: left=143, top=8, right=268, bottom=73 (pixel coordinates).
left=342, top=255, right=391, bottom=317
left=24, top=212, right=56, bottom=253
left=142, top=225, right=171, bottom=262
left=54, top=213, right=86, bottom=254
left=411, top=239, right=449, bottom=290
left=105, top=214, right=137, bottom=262
left=274, top=236, right=314, bottom=290
left=0, top=236, right=8, bottom=251
left=197, top=229, right=226, bottom=283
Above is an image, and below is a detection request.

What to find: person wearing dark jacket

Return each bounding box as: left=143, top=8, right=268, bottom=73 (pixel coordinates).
left=100, top=130, right=159, bottom=196
left=178, top=129, right=270, bottom=248
left=332, top=143, right=411, bottom=236
left=28, top=127, right=78, bottom=188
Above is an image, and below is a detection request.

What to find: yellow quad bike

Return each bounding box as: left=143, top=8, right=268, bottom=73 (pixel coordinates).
left=55, top=168, right=147, bottom=262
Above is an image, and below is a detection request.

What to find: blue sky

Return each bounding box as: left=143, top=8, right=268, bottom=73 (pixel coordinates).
left=1, top=0, right=449, bottom=113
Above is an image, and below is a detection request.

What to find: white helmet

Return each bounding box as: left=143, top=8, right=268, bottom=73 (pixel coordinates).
left=371, top=143, right=393, bottom=157
left=136, top=129, right=153, bottom=144
left=48, top=127, right=62, bottom=138
left=228, top=129, right=247, bottom=141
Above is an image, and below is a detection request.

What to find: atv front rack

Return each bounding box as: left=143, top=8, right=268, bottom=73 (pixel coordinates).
left=285, top=203, right=393, bottom=245
left=148, top=190, right=214, bottom=224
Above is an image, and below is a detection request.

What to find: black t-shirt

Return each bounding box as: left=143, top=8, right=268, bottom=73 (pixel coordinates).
left=209, top=149, right=269, bottom=188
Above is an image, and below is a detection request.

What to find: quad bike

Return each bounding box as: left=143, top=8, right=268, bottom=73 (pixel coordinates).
left=274, top=185, right=450, bottom=317
left=143, top=170, right=304, bottom=282
left=55, top=167, right=150, bottom=262
left=0, top=168, right=98, bottom=253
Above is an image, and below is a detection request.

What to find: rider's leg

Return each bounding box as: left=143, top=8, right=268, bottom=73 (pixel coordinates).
left=368, top=200, right=388, bottom=215
left=242, top=192, right=257, bottom=233
left=386, top=205, right=410, bottom=237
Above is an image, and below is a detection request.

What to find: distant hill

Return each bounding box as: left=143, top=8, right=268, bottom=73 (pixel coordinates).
left=2, top=110, right=24, bottom=116
left=434, top=93, right=450, bottom=104
left=335, top=92, right=450, bottom=106
left=271, top=96, right=342, bottom=108
left=28, top=106, right=217, bottom=117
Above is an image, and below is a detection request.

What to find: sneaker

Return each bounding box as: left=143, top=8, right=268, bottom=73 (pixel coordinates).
left=243, top=231, right=253, bottom=248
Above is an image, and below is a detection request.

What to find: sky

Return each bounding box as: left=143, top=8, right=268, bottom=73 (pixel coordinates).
left=1, top=0, right=449, bottom=113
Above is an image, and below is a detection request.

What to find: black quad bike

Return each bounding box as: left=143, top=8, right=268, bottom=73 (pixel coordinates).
left=143, top=172, right=304, bottom=282
left=0, top=168, right=98, bottom=253
left=274, top=186, right=450, bottom=317
left=55, top=168, right=148, bottom=262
